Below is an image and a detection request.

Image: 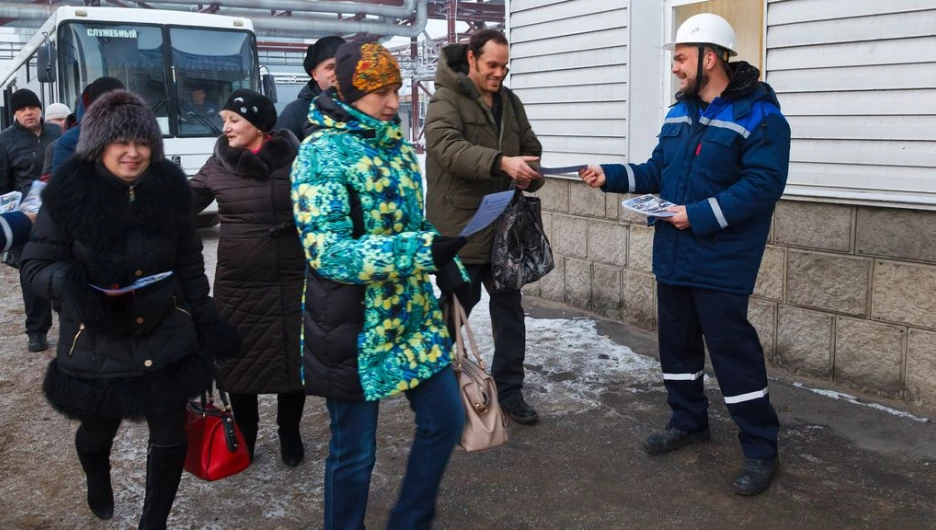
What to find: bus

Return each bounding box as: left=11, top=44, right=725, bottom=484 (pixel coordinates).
left=0, top=6, right=276, bottom=200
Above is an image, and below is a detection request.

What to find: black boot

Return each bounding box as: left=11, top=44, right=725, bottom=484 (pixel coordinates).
left=138, top=444, right=186, bottom=530
left=75, top=437, right=114, bottom=520
left=733, top=458, right=778, bottom=496
left=642, top=427, right=710, bottom=455
left=278, top=427, right=304, bottom=467
left=239, top=423, right=258, bottom=463
left=27, top=332, right=49, bottom=352
left=500, top=394, right=539, bottom=425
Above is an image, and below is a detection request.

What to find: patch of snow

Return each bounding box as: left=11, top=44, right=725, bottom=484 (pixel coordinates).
left=459, top=290, right=663, bottom=416
left=792, top=382, right=930, bottom=423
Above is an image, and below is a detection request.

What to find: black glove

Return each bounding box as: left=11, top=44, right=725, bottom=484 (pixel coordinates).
left=435, top=260, right=471, bottom=300
left=196, top=317, right=242, bottom=361
left=431, top=235, right=467, bottom=269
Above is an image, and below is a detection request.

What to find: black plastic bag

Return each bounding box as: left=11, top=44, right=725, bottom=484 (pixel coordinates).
left=490, top=192, right=554, bottom=293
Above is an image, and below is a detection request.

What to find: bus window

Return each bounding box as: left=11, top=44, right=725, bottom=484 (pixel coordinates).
left=170, top=27, right=256, bottom=137
left=58, top=22, right=169, bottom=132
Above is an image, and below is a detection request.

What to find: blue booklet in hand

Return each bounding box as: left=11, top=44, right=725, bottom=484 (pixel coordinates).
left=91, top=271, right=174, bottom=295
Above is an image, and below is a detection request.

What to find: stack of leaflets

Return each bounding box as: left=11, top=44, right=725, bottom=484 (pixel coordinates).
left=621, top=194, right=677, bottom=218
left=0, top=180, right=46, bottom=214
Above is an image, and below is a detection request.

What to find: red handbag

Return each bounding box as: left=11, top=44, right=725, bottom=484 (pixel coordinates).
left=184, top=385, right=251, bottom=481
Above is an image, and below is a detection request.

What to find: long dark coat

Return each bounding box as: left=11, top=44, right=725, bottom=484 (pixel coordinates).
left=20, top=157, right=230, bottom=420
left=191, top=130, right=305, bottom=395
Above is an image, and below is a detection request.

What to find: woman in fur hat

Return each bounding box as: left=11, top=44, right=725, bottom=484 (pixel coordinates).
left=291, top=40, right=469, bottom=530
left=21, top=90, right=239, bottom=529
left=190, top=89, right=307, bottom=467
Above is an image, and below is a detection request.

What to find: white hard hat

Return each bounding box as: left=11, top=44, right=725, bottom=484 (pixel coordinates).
left=664, top=13, right=738, bottom=57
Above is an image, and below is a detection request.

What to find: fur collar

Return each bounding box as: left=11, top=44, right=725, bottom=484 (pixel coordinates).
left=43, top=156, right=194, bottom=253
left=213, top=129, right=299, bottom=179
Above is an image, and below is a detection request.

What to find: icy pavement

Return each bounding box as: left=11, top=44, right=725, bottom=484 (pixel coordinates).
left=0, top=227, right=934, bottom=529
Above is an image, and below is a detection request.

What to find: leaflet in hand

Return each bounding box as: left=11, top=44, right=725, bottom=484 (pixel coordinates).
left=17, top=180, right=46, bottom=214
left=621, top=194, right=677, bottom=218
left=539, top=165, right=586, bottom=177
left=459, top=190, right=515, bottom=238
left=0, top=191, right=22, bottom=213
left=91, top=271, right=174, bottom=295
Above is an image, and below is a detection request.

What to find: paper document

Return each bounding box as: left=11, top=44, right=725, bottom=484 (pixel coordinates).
left=621, top=195, right=677, bottom=218
left=0, top=191, right=22, bottom=213
left=458, top=190, right=516, bottom=238
left=539, top=165, right=586, bottom=177
left=91, top=271, right=174, bottom=295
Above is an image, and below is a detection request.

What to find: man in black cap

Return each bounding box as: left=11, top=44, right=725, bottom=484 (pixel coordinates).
left=0, top=88, right=61, bottom=352
left=52, top=76, right=124, bottom=173
left=275, top=35, right=345, bottom=139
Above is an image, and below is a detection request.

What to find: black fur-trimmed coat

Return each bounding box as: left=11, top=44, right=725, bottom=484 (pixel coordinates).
left=190, top=129, right=304, bottom=395
left=21, top=157, right=237, bottom=420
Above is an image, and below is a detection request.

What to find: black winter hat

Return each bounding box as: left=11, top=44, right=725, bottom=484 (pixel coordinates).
left=222, top=89, right=277, bottom=133
left=82, top=77, right=125, bottom=107
left=77, top=90, right=164, bottom=162
left=303, top=35, right=346, bottom=75
left=10, top=89, right=41, bottom=112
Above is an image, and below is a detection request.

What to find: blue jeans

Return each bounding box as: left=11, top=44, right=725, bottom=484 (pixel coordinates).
left=324, top=365, right=464, bottom=530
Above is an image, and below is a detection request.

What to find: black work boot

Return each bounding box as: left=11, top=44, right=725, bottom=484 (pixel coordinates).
left=138, top=444, right=186, bottom=530
left=500, top=394, right=539, bottom=425
left=278, top=427, right=305, bottom=468
left=642, top=427, right=711, bottom=455
left=27, top=333, right=49, bottom=352
left=733, top=458, right=778, bottom=496
left=75, top=438, right=114, bottom=520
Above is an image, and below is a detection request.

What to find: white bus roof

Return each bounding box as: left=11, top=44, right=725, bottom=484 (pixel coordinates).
left=0, top=6, right=255, bottom=87
left=52, top=6, right=254, bottom=31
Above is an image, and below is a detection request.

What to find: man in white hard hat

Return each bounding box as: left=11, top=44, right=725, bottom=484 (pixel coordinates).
left=580, top=13, right=791, bottom=495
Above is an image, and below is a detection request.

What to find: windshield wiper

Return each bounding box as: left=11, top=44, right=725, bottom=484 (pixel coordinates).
left=177, top=98, right=222, bottom=136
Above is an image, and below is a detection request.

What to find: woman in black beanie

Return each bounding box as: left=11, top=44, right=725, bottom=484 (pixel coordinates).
left=190, top=89, right=308, bottom=467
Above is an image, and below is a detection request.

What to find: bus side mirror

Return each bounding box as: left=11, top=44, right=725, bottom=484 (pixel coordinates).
left=37, top=44, right=56, bottom=84
left=261, top=73, right=277, bottom=104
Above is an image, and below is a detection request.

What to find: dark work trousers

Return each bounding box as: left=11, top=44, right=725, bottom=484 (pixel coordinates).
left=75, top=399, right=188, bottom=452
left=444, top=264, right=526, bottom=400
left=14, top=246, right=52, bottom=337
left=656, top=281, right=779, bottom=461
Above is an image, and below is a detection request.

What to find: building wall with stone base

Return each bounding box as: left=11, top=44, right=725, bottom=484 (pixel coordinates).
left=525, top=177, right=936, bottom=411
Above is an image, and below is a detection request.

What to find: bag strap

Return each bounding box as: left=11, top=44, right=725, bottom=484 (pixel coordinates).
left=451, top=295, right=487, bottom=371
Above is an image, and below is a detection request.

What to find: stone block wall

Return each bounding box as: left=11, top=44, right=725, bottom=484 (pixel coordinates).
left=525, top=177, right=936, bottom=410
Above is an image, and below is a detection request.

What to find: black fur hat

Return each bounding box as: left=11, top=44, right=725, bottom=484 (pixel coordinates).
left=304, top=35, right=346, bottom=75
left=76, top=90, right=164, bottom=162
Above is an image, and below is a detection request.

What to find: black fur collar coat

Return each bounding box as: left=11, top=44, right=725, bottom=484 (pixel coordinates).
left=20, top=156, right=238, bottom=420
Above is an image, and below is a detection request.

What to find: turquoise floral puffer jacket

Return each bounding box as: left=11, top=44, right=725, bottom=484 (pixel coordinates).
left=291, top=90, right=465, bottom=401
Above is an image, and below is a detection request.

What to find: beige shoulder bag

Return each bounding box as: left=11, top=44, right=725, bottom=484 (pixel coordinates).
left=450, top=296, right=508, bottom=453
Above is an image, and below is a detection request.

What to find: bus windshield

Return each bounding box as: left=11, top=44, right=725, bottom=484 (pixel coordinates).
left=58, top=21, right=257, bottom=138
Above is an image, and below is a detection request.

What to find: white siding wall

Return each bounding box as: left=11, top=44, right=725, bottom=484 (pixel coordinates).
left=766, top=0, right=936, bottom=207
left=509, top=0, right=630, bottom=167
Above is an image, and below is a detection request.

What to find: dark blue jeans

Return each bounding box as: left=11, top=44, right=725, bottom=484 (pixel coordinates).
left=324, top=365, right=464, bottom=530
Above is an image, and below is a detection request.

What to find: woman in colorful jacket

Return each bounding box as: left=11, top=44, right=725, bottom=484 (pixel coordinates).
left=290, top=41, right=467, bottom=530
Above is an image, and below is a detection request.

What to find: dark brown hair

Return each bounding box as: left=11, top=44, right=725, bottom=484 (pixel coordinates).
left=468, top=29, right=509, bottom=58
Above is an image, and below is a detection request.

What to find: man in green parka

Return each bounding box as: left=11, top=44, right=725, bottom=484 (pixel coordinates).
left=425, top=29, right=544, bottom=424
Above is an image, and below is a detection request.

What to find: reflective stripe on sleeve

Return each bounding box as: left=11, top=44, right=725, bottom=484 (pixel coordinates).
left=708, top=197, right=729, bottom=229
